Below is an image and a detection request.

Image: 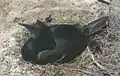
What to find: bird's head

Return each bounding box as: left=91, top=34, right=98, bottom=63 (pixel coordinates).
left=19, top=20, right=52, bottom=39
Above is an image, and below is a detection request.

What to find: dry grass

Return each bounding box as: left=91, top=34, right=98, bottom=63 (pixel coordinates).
left=1, top=0, right=120, bottom=76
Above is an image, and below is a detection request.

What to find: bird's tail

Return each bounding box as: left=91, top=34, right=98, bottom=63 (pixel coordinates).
left=82, top=16, right=109, bottom=36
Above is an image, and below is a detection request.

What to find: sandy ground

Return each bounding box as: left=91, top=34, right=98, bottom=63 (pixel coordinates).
left=1, top=0, right=120, bottom=76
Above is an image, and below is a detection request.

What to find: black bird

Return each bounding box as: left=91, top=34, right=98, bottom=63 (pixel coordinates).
left=19, top=16, right=109, bottom=64
left=19, top=20, right=56, bottom=62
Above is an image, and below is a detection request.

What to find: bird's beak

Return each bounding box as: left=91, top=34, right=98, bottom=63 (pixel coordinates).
left=18, top=23, right=33, bottom=33
left=18, top=23, right=36, bottom=38
left=18, top=23, right=30, bottom=29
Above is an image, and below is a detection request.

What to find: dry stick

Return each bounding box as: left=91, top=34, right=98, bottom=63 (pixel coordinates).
left=50, top=65, right=95, bottom=76
left=87, top=46, right=106, bottom=70
left=98, top=0, right=111, bottom=5
left=71, top=69, right=95, bottom=76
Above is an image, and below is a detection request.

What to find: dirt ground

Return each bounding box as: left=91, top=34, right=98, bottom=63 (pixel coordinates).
left=0, top=0, right=120, bottom=76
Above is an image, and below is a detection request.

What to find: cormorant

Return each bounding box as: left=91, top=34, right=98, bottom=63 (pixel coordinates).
left=19, top=16, right=109, bottom=64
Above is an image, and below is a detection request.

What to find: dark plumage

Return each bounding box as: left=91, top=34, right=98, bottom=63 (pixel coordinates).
left=19, top=20, right=56, bottom=62
left=19, top=16, right=109, bottom=64
left=36, top=25, right=89, bottom=64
